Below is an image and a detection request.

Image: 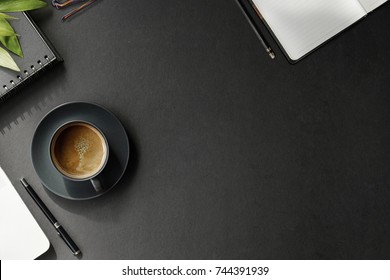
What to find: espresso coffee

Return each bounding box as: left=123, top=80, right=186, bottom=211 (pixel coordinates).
left=50, top=122, right=108, bottom=179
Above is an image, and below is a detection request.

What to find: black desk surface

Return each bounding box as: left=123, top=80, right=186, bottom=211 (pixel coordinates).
left=1, top=1, right=390, bottom=260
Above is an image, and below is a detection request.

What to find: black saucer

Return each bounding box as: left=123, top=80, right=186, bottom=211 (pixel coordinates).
left=31, top=102, right=130, bottom=200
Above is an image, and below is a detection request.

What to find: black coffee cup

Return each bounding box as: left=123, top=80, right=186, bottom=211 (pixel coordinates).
left=49, top=121, right=109, bottom=192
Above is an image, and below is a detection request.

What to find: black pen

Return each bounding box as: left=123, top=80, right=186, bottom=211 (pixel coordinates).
left=20, top=178, right=81, bottom=256
left=237, top=0, right=275, bottom=59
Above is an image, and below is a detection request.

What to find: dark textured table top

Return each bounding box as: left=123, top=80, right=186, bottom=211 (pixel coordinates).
left=1, top=0, right=390, bottom=259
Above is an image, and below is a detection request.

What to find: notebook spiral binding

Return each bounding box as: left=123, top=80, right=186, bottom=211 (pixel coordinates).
left=0, top=55, right=54, bottom=103
left=0, top=12, right=62, bottom=104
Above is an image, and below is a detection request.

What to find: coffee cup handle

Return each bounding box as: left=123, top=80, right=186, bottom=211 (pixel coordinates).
left=90, top=177, right=103, bottom=193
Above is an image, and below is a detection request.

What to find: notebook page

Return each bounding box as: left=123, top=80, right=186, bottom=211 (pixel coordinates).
left=0, top=167, right=49, bottom=259
left=358, top=0, right=388, bottom=12
left=251, top=0, right=366, bottom=61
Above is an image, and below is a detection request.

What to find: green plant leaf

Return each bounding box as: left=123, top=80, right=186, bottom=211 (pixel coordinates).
left=0, top=34, right=22, bottom=57
left=0, top=45, right=20, bottom=71
left=0, top=12, right=17, bottom=19
left=0, top=0, right=47, bottom=12
left=0, top=18, right=22, bottom=57
left=0, top=26, right=15, bottom=36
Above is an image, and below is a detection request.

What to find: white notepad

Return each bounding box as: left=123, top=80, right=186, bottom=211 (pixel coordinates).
left=250, top=0, right=388, bottom=61
left=0, top=167, right=49, bottom=260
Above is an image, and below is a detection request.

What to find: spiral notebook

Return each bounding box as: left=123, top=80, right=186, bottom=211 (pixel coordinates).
left=0, top=12, right=62, bottom=102
left=240, top=0, right=388, bottom=62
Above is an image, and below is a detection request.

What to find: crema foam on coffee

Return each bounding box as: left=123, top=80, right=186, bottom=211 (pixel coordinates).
left=51, top=123, right=107, bottom=179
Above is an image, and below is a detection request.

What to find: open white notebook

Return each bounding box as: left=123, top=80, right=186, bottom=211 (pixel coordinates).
left=0, top=167, right=49, bottom=259
left=250, top=0, right=388, bottom=61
